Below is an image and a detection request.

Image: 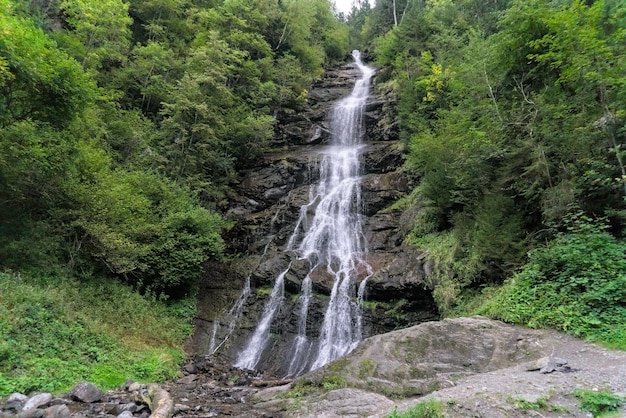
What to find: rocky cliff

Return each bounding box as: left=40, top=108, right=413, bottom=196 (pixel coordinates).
left=187, top=59, right=439, bottom=375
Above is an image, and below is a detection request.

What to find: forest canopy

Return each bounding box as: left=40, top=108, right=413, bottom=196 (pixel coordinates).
left=355, top=0, right=625, bottom=313
left=0, top=0, right=349, bottom=295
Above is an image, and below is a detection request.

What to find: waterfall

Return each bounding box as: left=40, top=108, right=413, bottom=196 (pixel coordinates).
left=208, top=276, right=251, bottom=354
left=235, top=50, right=374, bottom=374
left=306, top=50, right=374, bottom=370
left=235, top=266, right=290, bottom=370
left=286, top=273, right=313, bottom=377
left=209, top=238, right=275, bottom=354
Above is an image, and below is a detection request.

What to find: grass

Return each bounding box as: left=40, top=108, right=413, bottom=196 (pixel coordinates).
left=0, top=271, right=195, bottom=395
left=387, top=400, right=445, bottom=418
left=509, top=395, right=569, bottom=413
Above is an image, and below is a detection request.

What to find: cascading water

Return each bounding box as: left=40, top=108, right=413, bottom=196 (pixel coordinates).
left=305, top=50, right=375, bottom=370
left=235, top=265, right=290, bottom=370
left=234, top=50, right=375, bottom=374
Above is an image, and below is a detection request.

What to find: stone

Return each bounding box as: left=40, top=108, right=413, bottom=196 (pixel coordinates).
left=109, top=402, right=138, bottom=415
left=43, top=404, right=70, bottom=418
left=177, top=374, right=198, bottom=384
left=70, top=381, right=104, bottom=403
left=116, top=411, right=134, bottom=418
left=127, top=382, right=143, bottom=392
left=526, top=356, right=569, bottom=373
left=174, top=404, right=191, bottom=412
left=4, top=393, right=28, bottom=413
left=182, top=363, right=198, bottom=374
left=20, top=409, right=46, bottom=418
left=23, top=393, right=53, bottom=411
left=303, top=317, right=546, bottom=398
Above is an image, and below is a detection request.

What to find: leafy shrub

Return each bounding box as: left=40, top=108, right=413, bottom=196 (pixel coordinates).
left=574, top=389, right=624, bottom=417
left=475, top=215, right=626, bottom=348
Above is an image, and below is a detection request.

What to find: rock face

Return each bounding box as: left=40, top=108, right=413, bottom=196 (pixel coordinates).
left=189, top=58, right=438, bottom=375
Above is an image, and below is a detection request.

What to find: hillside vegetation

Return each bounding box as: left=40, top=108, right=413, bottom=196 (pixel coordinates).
left=350, top=0, right=625, bottom=346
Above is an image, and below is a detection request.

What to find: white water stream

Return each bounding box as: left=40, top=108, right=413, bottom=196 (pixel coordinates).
left=234, top=50, right=375, bottom=374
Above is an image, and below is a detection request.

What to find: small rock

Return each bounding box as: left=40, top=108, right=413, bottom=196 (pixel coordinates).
left=182, top=363, right=197, bottom=374
left=21, top=409, right=46, bottom=418
left=71, top=381, right=104, bottom=403
left=109, top=402, right=138, bottom=415
left=117, top=412, right=134, bottom=418
left=177, top=374, right=198, bottom=384
left=174, top=404, right=191, bottom=412
left=23, top=393, right=53, bottom=411
left=127, top=382, right=143, bottom=392
left=7, top=393, right=28, bottom=404
left=540, top=358, right=568, bottom=374
left=4, top=393, right=28, bottom=413
left=44, top=404, right=70, bottom=418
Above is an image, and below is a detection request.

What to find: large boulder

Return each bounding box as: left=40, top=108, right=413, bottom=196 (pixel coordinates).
left=302, top=317, right=545, bottom=398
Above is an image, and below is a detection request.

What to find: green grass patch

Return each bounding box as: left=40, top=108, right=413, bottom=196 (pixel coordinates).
left=387, top=399, right=445, bottom=418
left=0, top=271, right=194, bottom=395
left=574, top=389, right=624, bottom=417
left=509, top=395, right=569, bottom=413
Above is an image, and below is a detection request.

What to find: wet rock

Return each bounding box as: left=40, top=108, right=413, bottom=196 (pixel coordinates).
left=361, top=171, right=410, bottom=216
left=71, top=381, right=103, bottom=403
left=361, top=141, right=405, bottom=174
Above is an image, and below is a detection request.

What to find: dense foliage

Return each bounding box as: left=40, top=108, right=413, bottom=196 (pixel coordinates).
left=0, top=0, right=348, bottom=294
left=0, top=271, right=194, bottom=394
left=474, top=215, right=626, bottom=349
left=1, top=0, right=348, bottom=394
left=361, top=0, right=626, bottom=315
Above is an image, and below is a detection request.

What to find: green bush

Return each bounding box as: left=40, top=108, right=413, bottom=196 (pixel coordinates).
left=474, top=215, right=626, bottom=349
left=574, top=389, right=624, bottom=417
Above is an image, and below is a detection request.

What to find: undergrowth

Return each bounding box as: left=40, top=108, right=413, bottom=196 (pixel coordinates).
left=387, top=399, right=445, bottom=418
left=458, top=215, right=626, bottom=350
left=574, top=389, right=624, bottom=417
left=0, top=271, right=195, bottom=395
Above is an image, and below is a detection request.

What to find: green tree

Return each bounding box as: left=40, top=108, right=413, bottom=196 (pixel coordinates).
left=57, top=0, right=132, bottom=70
